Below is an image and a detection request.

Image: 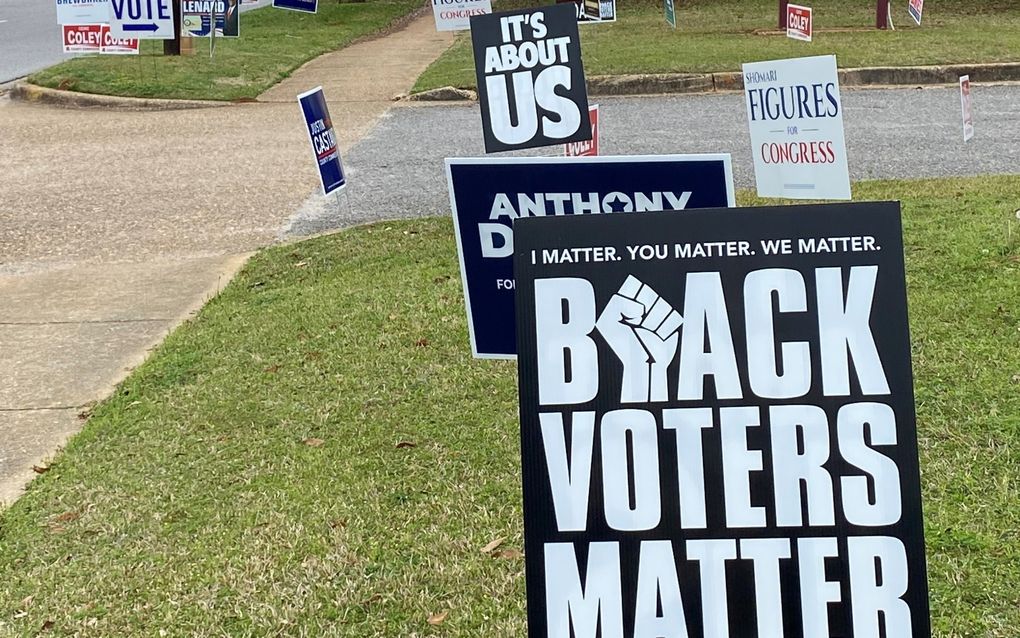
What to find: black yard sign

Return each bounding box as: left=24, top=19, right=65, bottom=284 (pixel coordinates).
left=470, top=3, right=592, bottom=153
left=513, top=202, right=931, bottom=638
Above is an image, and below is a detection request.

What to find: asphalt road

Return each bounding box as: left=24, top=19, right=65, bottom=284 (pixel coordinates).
left=285, top=83, right=1020, bottom=237
left=0, top=0, right=271, bottom=84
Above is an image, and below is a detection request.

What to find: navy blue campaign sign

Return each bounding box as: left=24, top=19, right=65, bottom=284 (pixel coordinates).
left=298, top=86, right=346, bottom=195
left=446, top=155, right=735, bottom=358
left=274, top=0, right=316, bottom=13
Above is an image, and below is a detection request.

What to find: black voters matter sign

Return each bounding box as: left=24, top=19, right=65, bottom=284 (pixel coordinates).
left=470, top=4, right=591, bottom=153
left=513, top=202, right=931, bottom=638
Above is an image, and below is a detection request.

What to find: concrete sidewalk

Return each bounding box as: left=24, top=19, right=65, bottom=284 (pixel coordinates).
left=0, top=12, right=454, bottom=506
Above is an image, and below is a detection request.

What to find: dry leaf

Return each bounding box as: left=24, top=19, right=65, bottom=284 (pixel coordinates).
left=295, top=261, right=308, bottom=268
left=54, top=511, right=79, bottom=524
left=360, top=593, right=382, bottom=606
left=329, top=519, right=347, bottom=530
left=480, top=537, right=505, bottom=554
left=427, top=610, right=449, bottom=626
left=264, top=364, right=282, bottom=373
left=41, top=620, right=55, bottom=630
left=415, top=338, right=429, bottom=347
left=32, top=464, right=50, bottom=474
left=303, top=438, right=325, bottom=448
left=396, top=441, right=417, bottom=449
left=493, top=549, right=523, bottom=560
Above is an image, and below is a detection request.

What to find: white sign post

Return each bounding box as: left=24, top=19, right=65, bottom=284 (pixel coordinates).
left=960, top=75, right=974, bottom=142
left=742, top=54, right=851, bottom=200
left=108, top=0, right=176, bottom=39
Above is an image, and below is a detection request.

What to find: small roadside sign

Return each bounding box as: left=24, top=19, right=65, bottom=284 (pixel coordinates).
left=62, top=24, right=139, bottom=54
left=298, top=86, right=347, bottom=196
left=56, top=0, right=110, bottom=25
left=787, top=3, right=812, bottom=42
left=908, top=0, right=923, bottom=26
left=108, top=0, right=175, bottom=39
left=664, top=0, right=675, bottom=28
left=743, top=55, right=851, bottom=200
left=432, top=0, right=492, bottom=31
left=565, top=105, right=599, bottom=157
left=960, top=75, right=974, bottom=142
left=101, top=25, right=140, bottom=53
left=273, top=0, right=316, bottom=13
left=62, top=24, right=104, bottom=52
left=182, top=0, right=240, bottom=37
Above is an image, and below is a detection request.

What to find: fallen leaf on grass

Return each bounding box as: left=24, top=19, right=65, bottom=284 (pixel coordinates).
left=415, top=338, right=429, bottom=347
left=329, top=519, right=347, bottom=530
left=31, top=464, right=50, bottom=474
left=396, top=441, right=417, bottom=449
left=294, top=261, right=308, bottom=268
left=303, top=438, right=325, bottom=448
left=360, top=593, right=382, bottom=606
left=427, top=610, right=449, bottom=626
left=493, top=549, right=523, bottom=560
left=264, top=364, right=282, bottom=373
left=54, top=511, right=79, bottom=524
left=41, top=620, right=55, bottom=630
left=480, top=537, right=505, bottom=554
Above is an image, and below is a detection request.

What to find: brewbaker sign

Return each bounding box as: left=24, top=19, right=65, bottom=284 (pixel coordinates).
left=513, top=201, right=931, bottom=638
left=470, top=4, right=592, bottom=153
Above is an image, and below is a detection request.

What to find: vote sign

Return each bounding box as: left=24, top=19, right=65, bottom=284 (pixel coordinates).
left=513, top=201, right=931, bottom=638
left=298, top=86, right=347, bottom=196
left=108, top=0, right=175, bottom=39
left=470, top=4, right=592, bottom=153
left=447, top=154, right=734, bottom=359
left=786, top=3, right=812, bottom=42
left=743, top=55, right=851, bottom=200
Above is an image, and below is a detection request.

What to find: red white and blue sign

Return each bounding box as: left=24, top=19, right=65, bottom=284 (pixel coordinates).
left=908, top=0, right=923, bottom=26
left=298, top=86, right=346, bottom=196
left=273, top=0, right=316, bottom=13
left=446, top=155, right=735, bottom=359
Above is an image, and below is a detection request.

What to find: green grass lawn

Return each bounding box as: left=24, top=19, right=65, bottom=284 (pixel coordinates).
left=1, top=176, right=1019, bottom=636
left=29, top=0, right=421, bottom=101
left=413, top=0, right=1020, bottom=92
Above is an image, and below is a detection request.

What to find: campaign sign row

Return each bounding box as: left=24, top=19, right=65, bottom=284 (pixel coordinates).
left=55, top=0, right=316, bottom=42
left=431, top=0, right=616, bottom=32
left=62, top=24, right=138, bottom=54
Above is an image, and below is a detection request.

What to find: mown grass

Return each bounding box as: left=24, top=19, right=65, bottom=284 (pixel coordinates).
left=413, top=0, right=1020, bottom=92
left=29, top=0, right=421, bottom=101
left=1, top=176, right=1019, bottom=636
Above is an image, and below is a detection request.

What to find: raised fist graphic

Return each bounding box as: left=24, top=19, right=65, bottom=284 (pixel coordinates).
left=595, top=275, right=683, bottom=403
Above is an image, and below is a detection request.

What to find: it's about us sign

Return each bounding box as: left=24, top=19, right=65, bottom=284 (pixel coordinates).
left=470, top=4, right=591, bottom=153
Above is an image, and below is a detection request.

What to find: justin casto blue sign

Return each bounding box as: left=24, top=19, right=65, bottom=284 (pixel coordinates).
left=298, top=86, right=346, bottom=196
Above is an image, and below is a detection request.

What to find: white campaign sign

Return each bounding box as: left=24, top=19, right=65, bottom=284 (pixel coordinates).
left=431, top=0, right=491, bottom=31
left=56, top=0, right=110, bottom=25
left=108, top=0, right=175, bottom=39
left=742, top=55, right=851, bottom=200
